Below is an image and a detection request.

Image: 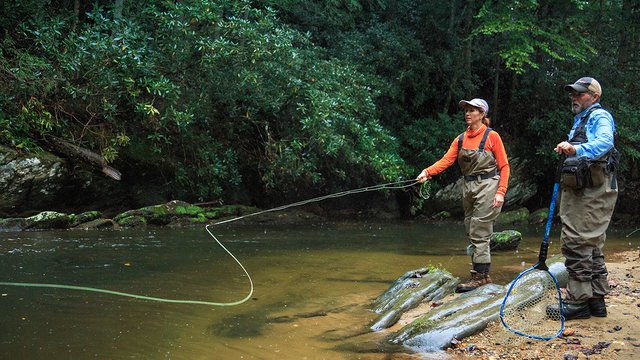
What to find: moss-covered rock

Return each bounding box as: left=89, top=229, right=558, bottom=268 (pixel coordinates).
left=496, top=207, right=530, bottom=225
left=72, top=218, right=118, bottom=230
left=114, top=200, right=199, bottom=225
left=174, top=205, right=205, bottom=217
left=490, top=230, right=522, bottom=251
left=431, top=211, right=451, bottom=220
left=24, top=211, right=71, bottom=230
left=69, top=211, right=102, bottom=227
left=116, top=215, right=147, bottom=227
left=528, top=208, right=549, bottom=224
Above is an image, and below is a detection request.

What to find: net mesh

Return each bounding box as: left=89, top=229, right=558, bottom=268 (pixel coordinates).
left=500, top=268, right=563, bottom=340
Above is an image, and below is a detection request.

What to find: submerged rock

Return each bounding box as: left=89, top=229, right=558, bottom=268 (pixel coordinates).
left=391, top=283, right=505, bottom=351
left=371, top=268, right=458, bottom=330
left=376, top=256, right=568, bottom=352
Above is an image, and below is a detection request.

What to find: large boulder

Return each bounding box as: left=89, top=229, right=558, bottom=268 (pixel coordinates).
left=0, top=145, right=67, bottom=216
left=378, top=256, right=568, bottom=352
left=431, top=157, right=538, bottom=216
left=502, top=158, right=538, bottom=209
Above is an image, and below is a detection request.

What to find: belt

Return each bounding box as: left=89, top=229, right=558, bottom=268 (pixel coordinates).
left=464, top=170, right=498, bottom=182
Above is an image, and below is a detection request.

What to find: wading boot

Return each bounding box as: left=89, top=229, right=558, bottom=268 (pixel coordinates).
left=588, top=296, right=607, bottom=317
left=546, top=302, right=591, bottom=320
left=455, top=270, right=492, bottom=293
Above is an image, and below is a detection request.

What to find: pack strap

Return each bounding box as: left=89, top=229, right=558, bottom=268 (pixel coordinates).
left=479, top=127, right=492, bottom=151
left=457, top=127, right=493, bottom=152
left=569, top=105, right=602, bottom=143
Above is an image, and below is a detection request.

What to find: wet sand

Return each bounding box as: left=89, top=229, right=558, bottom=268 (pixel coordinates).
left=444, top=250, right=640, bottom=359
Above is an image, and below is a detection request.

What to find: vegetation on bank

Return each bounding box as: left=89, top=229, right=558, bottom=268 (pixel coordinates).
left=0, top=201, right=262, bottom=231
left=1, top=1, right=639, bottom=213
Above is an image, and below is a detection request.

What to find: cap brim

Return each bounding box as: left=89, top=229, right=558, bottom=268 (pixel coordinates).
left=564, top=84, right=589, bottom=92
left=458, top=100, right=474, bottom=108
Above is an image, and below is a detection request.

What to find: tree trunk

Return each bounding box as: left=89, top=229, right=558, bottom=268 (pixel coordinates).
left=492, top=53, right=500, bottom=127
left=114, top=0, right=124, bottom=20
left=618, top=0, right=640, bottom=97
left=45, top=136, right=122, bottom=180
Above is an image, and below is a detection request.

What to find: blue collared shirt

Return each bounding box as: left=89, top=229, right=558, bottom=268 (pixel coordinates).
left=567, top=103, right=616, bottom=160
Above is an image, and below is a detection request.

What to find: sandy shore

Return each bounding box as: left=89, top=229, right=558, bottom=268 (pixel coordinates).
left=439, top=250, right=640, bottom=359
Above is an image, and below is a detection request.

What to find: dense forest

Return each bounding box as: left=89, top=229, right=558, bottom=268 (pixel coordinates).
left=1, top=0, right=639, bottom=215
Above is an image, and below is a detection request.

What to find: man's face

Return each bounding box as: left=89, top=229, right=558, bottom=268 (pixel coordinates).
left=569, top=91, right=598, bottom=115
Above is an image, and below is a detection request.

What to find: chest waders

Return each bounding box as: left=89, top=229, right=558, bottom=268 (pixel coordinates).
left=455, top=128, right=503, bottom=293
left=559, top=107, right=618, bottom=305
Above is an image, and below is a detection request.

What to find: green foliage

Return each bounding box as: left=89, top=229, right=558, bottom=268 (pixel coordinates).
left=0, top=98, right=57, bottom=152
left=525, top=109, right=571, bottom=176
left=613, top=103, right=640, bottom=173
left=472, top=0, right=596, bottom=74
left=400, top=113, right=461, bottom=177
left=1, top=0, right=639, bottom=213
left=0, top=0, right=407, bottom=204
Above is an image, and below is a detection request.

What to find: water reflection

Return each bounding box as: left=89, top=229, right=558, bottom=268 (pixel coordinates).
left=1, top=222, right=637, bottom=359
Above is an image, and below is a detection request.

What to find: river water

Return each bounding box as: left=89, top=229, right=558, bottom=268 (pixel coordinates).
left=1, top=221, right=637, bottom=359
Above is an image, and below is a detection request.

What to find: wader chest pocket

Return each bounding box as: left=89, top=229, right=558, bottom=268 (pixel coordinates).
left=561, top=157, right=588, bottom=189
left=561, top=156, right=605, bottom=189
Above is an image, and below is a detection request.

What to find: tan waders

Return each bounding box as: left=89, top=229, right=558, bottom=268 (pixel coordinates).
left=559, top=173, right=617, bottom=304
left=455, top=128, right=503, bottom=293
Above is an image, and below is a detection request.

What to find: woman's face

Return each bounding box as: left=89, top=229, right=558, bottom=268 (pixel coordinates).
left=463, top=106, right=484, bottom=127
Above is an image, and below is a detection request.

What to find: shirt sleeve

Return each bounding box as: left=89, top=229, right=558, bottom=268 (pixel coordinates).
left=424, top=138, right=459, bottom=176
left=574, top=109, right=615, bottom=160
left=489, top=131, right=510, bottom=196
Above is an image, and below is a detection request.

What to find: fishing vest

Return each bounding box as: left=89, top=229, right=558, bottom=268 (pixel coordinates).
left=569, top=105, right=602, bottom=144
left=563, top=105, right=618, bottom=189
left=457, top=127, right=498, bottom=180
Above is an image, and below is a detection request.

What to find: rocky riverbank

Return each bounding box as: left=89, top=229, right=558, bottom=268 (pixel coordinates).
left=380, top=250, right=640, bottom=359
left=0, top=200, right=275, bottom=232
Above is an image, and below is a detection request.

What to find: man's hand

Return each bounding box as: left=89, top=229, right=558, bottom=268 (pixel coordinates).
left=554, top=141, right=576, bottom=155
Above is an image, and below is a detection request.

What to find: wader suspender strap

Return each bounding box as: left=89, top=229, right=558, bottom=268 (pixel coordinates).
left=457, top=127, right=493, bottom=152
left=570, top=105, right=602, bottom=143
left=478, top=127, right=492, bottom=152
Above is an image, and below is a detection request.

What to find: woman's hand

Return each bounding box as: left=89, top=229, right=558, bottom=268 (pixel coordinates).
left=492, top=193, right=504, bottom=208
left=416, top=169, right=431, bottom=183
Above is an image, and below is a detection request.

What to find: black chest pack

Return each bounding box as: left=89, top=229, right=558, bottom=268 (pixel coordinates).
left=560, top=105, right=619, bottom=190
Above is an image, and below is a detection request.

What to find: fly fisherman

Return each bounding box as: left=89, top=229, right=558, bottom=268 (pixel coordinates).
left=549, top=77, right=618, bottom=320
left=416, top=98, right=510, bottom=293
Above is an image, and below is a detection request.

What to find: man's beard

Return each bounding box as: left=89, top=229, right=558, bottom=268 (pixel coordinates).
left=571, top=103, right=583, bottom=115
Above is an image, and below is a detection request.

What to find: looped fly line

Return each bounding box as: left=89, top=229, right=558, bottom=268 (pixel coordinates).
left=1, top=178, right=423, bottom=306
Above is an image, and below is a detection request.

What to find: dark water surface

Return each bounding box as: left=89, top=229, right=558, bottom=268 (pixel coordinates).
left=1, top=221, right=637, bottom=359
